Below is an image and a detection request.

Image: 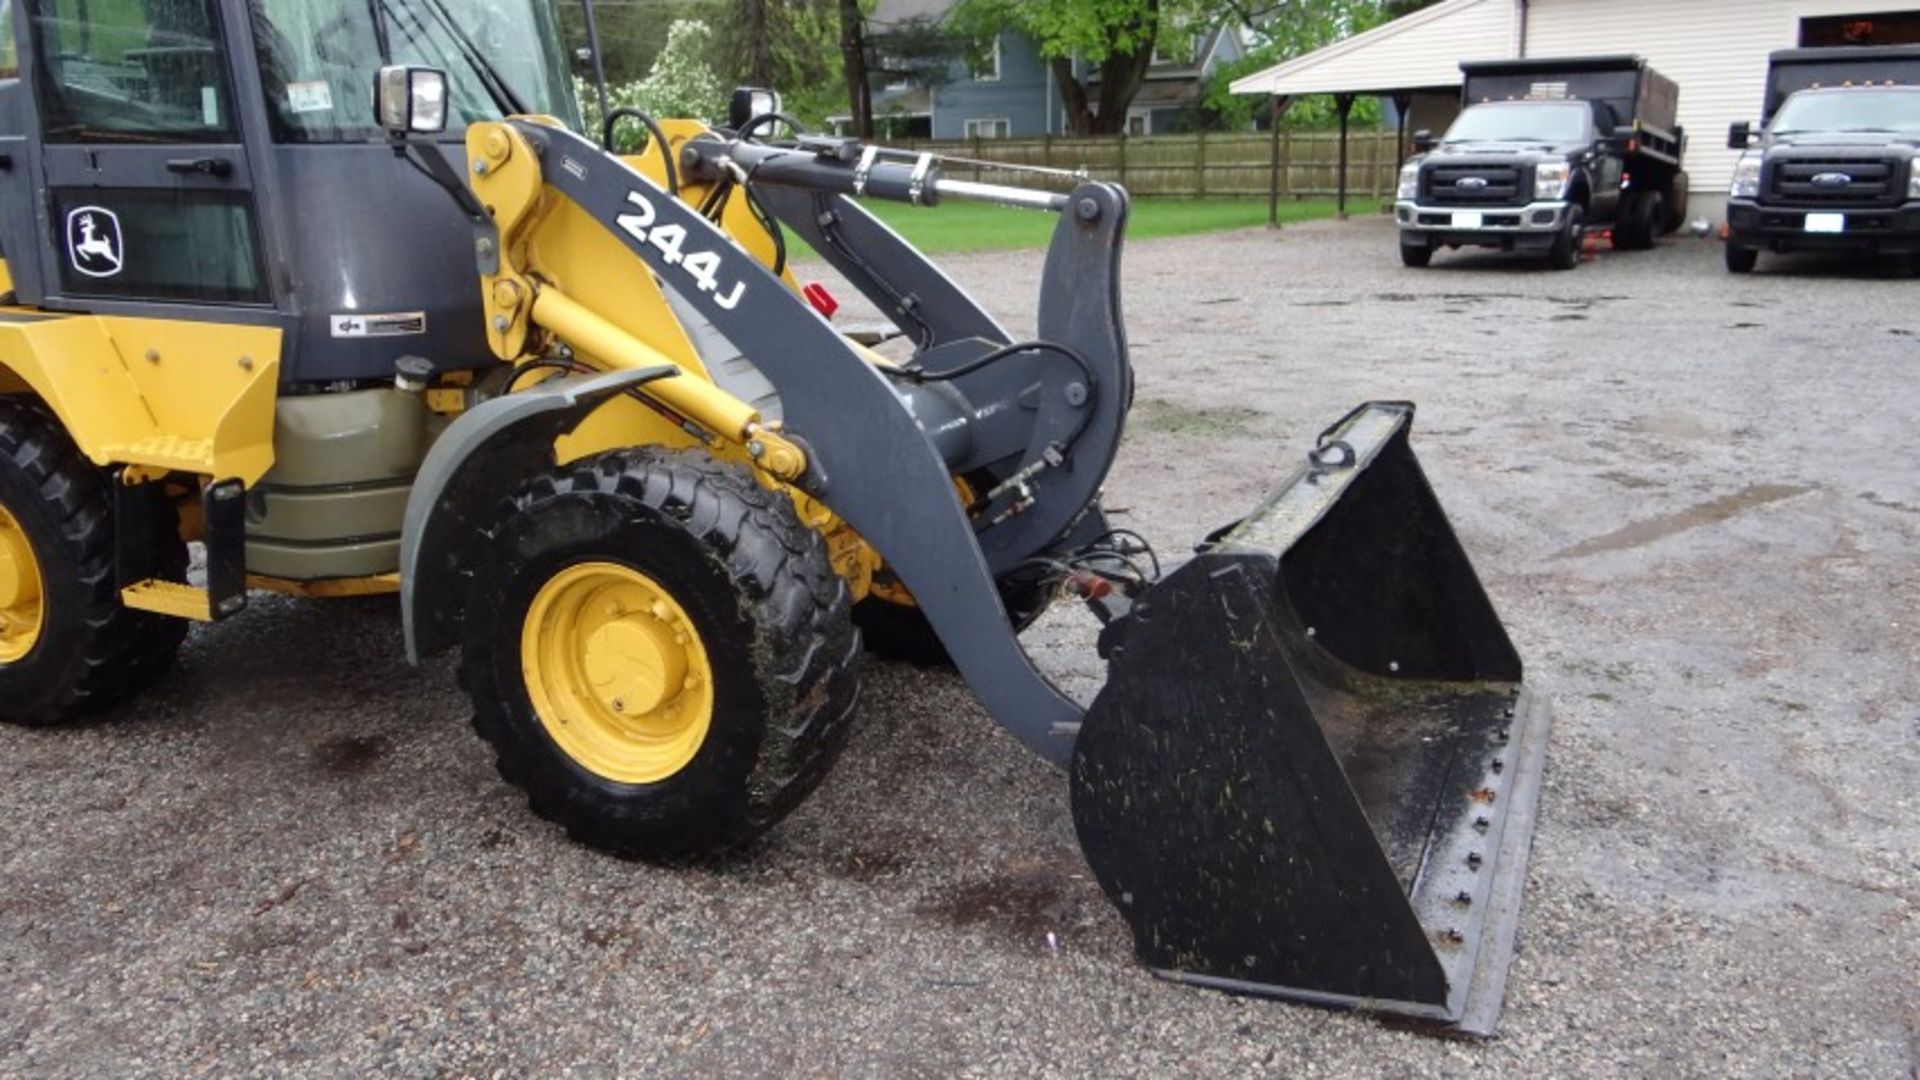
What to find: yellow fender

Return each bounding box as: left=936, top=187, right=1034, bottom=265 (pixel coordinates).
left=0, top=308, right=282, bottom=485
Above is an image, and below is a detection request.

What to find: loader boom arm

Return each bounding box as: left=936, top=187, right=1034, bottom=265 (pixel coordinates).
left=438, top=119, right=1147, bottom=764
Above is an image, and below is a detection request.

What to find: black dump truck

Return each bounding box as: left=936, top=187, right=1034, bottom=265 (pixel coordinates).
left=1725, top=46, right=1920, bottom=273
left=1396, top=55, right=1689, bottom=270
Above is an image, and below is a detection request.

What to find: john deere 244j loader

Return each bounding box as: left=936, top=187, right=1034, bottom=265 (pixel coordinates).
left=0, top=0, right=1551, bottom=1033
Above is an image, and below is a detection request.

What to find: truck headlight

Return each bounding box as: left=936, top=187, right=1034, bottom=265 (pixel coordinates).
left=1730, top=154, right=1762, bottom=198
left=1909, top=162, right=1920, bottom=200
left=1397, top=163, right=1420, bottom=200
left=1534, top=161, right=1571, bottom=199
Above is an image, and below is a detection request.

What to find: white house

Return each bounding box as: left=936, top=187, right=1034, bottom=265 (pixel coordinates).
left=1230, top=0, right=1920, bottom=219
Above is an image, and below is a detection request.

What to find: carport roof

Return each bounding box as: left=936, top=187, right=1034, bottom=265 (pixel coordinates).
left=1228, top=0, right=1516, bottom=98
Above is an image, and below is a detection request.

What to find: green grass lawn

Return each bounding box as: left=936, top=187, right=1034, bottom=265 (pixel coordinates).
left=833, top=197, right=1344, bottom=255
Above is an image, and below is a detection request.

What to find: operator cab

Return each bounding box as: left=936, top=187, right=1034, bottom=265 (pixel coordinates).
left=0, top=0, right=578, bottom=385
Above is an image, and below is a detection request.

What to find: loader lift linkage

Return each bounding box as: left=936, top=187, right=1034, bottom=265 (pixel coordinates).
left=0, top=0, right=1550, bottom=1030
left=396, top=106, right=1553, bottom=1033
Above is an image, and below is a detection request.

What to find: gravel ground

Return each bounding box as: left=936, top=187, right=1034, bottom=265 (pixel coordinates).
left=3, top=217, right=1917, bottom=1076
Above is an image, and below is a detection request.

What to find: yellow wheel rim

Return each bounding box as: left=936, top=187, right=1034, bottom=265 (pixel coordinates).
left=0, top=502, right=44, bottom=663
left=520, top=561, right=714, bottom=784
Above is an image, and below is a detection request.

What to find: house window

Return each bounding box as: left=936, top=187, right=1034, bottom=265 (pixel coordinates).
left=964, top=118, right=1010, bottom=139
left=1151, top=33, right=1199, bottom=67
left=969, top=35, right=1002, bottom=82
left=879, top=52, right=912, bottom=92
left=1125, top=110, right=1151, bottom=137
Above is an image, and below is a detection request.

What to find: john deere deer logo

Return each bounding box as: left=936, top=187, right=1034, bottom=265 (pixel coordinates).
left=65, top=207, right=125, bottom=278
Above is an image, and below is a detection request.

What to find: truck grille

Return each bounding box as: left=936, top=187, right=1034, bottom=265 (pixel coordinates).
left=1767, top=157, right=1905, bottom=207
left=1423, top=164, right=1528, bottom=206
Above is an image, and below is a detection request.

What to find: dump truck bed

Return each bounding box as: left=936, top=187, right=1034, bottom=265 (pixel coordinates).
left=1462, top=54, right=1680, bottom=143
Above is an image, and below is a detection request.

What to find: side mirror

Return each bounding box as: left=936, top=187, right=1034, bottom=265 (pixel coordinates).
left=1411, top=128, right=1436, bottom=153
left=729, top=87, right=782, bottom=129
left=375, top=66, right=450, bottom=136
left=1727, top=120, right=1752, bottom=150
left=1602, top=124, right=1637, bottom=154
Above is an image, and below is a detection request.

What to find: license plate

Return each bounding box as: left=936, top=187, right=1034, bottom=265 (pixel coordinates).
left=1804, top=213, right=1846, bottom=234
left=1451, top=211, right=1484, bottom=229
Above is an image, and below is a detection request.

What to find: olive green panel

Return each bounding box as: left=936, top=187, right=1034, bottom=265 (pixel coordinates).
left=245, top=388, right=430, bottom=580
left=244, top=537, right=403, bottom=581
left=263, top=388, right=431, bottom=487
left=245, top=481, right=410, bottom=544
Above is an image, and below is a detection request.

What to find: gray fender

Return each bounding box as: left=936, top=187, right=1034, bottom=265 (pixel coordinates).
left=400, top=366, right=674, bottom=664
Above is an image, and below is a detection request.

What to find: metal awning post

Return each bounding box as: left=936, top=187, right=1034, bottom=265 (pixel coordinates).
left=1335, top=93, right=1355, bottom=221
left=1392, top=91, right=1413, bottom=160
left=1266, top=94, right=1292, bottom=229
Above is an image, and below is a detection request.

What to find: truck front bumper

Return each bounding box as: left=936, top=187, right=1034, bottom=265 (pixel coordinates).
left=1726, top=200, right=1920, bottom=254
left=1395, top=201, right=1570, bottom=250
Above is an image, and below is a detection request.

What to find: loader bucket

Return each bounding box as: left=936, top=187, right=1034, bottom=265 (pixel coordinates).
left=1071, top=402, right=1550, bottom=1036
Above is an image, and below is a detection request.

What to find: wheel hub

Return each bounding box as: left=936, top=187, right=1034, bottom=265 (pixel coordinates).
left=0, top=505, right=44, bottom=663
left=520, top=562, right=713, bottom=784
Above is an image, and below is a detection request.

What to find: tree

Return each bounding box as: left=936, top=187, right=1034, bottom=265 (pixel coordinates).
left=577, top=19, right=725, bottom=149
left=838, top=0, right=873, bottom=137
left=1201, top=0, right=1445, bottom=130
left=560, top=0, right=713, bottom=87
left=951, top=0, right=1187, bottom=135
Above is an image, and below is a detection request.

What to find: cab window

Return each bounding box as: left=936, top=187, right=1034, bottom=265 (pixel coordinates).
left=248, top=0, right=581, bottom=143
left=28, top=0, right=238, bottom=142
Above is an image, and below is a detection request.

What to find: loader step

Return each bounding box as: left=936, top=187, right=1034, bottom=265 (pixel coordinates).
left=99, top=435, right=218, bottom=475
left=119, top=580, right=213, bottom=621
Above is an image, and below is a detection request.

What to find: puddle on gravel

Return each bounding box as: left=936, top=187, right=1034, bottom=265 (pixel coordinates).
left=1554, top=483, right=1811, bottom=559
left=311, top=734, right=391, bottom=777
left=916, top=861, right=1080, bottom=939
left=1597, top=470, right=1665, bottom=490
left=1132, top=398, right=1262, bottom=438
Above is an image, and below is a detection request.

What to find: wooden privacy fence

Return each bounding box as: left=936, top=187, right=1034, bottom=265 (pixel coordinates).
left=892, top=130, right=1403, bottom=202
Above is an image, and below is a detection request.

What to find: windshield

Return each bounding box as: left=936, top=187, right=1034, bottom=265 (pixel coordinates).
left=250, top=0, right=580, bottom=142
left=1443, top=101, right=1590, bottom=144
left=1770, top=89, right=1920, bottom=136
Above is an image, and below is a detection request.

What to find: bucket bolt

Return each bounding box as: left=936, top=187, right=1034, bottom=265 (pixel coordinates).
left=1467, top=851, right=1484, bottom=870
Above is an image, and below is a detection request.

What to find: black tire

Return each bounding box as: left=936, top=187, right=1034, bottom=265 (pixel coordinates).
left=461, top=447, right=861, bottom=858
left=1614, top=191, right=1659, bottom=251
left=1725, top=244, right=1759, bottom=274
left=854, top=574, right=1051, bottom=667
left=1663, top=173, right=1690, bottom=234
left=1549, top=204, right=1585, bottom=270
left=0, top=398, right=187, bottom=727
left=1399, top=239, right=1433, bottom=268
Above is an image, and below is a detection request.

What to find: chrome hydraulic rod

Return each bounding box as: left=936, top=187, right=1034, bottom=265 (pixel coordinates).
left=681, top=138, right=1069, bottom=213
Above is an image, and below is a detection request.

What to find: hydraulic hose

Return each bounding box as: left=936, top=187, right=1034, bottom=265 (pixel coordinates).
left=602, top=107, right=679, bottom=195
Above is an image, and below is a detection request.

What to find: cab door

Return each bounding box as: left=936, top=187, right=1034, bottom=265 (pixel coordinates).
left=20, top=0, right=271, bottom=310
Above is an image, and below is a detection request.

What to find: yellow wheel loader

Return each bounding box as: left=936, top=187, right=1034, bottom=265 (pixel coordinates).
left=0, top=0, right=1551, bottom=1034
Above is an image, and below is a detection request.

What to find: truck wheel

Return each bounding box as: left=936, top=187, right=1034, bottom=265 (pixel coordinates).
left=1615, top=192, right=1659, bottom=251
left=1725, top=244, right=1758, bottom=274
left=1399, top=239, right=1434, bottom=268
left=461, top=447, right=861, bottom=858
left=1549, top=205, right=1585, bottom=270
left=0, top=398, right=187, bottom=727
left=1663, top=173, right=1690, bottom=233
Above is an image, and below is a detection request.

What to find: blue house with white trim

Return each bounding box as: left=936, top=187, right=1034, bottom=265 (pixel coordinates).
left=838, top=0, right=1247, bottom=139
